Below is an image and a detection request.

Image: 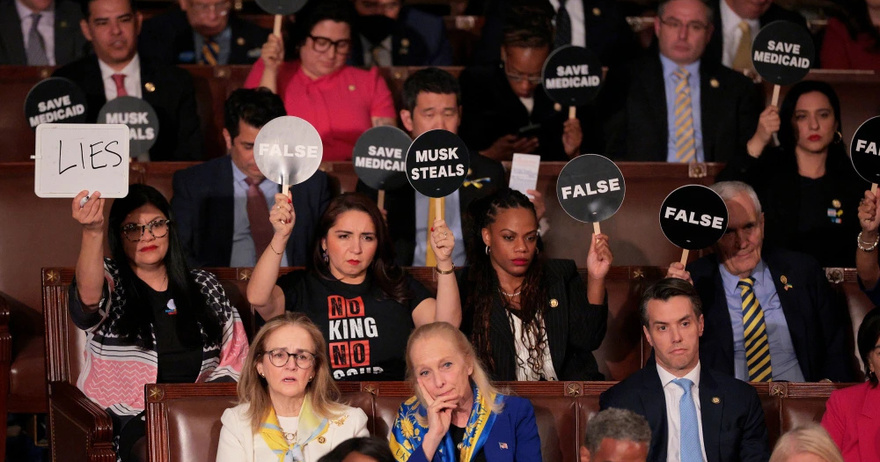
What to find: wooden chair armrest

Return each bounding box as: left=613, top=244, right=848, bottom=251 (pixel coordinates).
left=49, top=381, right=116, bottom=462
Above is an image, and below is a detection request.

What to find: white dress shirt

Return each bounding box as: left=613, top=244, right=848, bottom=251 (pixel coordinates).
left=15, top=0, right=56, bottom=65
left=97, top=54, right=143, bottom=101
left=657, top=362, right=709, bottom=462
left=719, top=0, right=760, bottom=69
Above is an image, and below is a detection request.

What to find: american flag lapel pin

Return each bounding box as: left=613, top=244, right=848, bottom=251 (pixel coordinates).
left=499, top=442, right=508, bottom=450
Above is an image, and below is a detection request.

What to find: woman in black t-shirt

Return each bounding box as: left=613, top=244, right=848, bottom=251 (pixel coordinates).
left=248, top=192, right=461, bottom=380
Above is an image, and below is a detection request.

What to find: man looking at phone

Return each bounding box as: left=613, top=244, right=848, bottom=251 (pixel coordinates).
left=459, top=4, right=596, bottom=162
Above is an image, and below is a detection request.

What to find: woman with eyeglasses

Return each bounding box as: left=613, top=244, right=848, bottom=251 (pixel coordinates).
left=244, top=0, right=396, bottom=161
left=217, top=312, right=368, bottom=462
left=70, top=184, right=248, bottom=462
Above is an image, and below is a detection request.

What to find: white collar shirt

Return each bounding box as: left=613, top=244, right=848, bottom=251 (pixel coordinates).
left=657, top=362, right=708, bottom=462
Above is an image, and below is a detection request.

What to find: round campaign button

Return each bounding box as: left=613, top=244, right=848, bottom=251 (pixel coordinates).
left=97, top=97, right=160, bottom=156
left=541, top=45, right=604, bottom=107
left=24, top=77, right=88, bottom=129
left=255, top=0, right=307, bottom=16
left=405, top=129, right=469, bottom=198
left=254, top=116, right=323, bottom=186
left=752, top=20, right=814, bottom=86
left=659, top=185, right=729, bottom=250
left=850, top=116, right=880, bottom=184
left=353, top=126, right=411, bottom=190
left=556, top=154, right=625, bottom=223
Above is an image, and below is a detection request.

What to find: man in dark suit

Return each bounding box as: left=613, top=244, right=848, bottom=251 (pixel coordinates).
left=0, top=0, right=89, bottom=65
left=602, top=0, right=760, bottom=162
left=139, top=0, right=267, bottom=65
left=172, top=88, right=330, bottom=268
left=347, top=0, right=452, bottom=66
left=706, top=0, right=806, bottom=71
left=358, top=67, right=506, bottom=266
left=600, top=278, right=769, bottom=462
left=52, top=0, right=202, bottom=161
left=459, top=5, right=595, bottom=162
left=667, top=181, right=855, bottom=382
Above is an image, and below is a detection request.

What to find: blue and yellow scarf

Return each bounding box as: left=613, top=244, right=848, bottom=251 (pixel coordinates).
left=260, top=396, right=330, bottom=462
left=390, top=385, right=502, bottom=462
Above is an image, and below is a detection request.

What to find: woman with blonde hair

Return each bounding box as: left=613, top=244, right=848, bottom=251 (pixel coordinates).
left=769, top=424, right=844, bottom=462
left=389, top=322, right=541, bottom=461
left=217, top=313, right=368, bottom=461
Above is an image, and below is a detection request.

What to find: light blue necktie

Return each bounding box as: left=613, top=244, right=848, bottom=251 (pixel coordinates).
left=672, top=378, right=703, bottom=462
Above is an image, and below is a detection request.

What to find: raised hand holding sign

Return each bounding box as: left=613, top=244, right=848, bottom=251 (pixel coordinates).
left=556, top=154, right=625, bottom=236
left=850, top=116, right=880, bottom=193
left=353, top=125, right=411, bottom=209
left=253, top=116, right=324, bottom=194
left=752, top=21, right=815, bottom=123
left=542, top=45, right=603, bottom=122
left=406, top=129, right=469, bottom=224
left=659, top=185, right=729, bottom=265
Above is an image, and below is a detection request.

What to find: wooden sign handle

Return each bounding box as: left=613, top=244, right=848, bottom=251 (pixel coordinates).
left=377, top=189, right=385, bottom=210
left=273, top=15, right=282, bottom=36
left=434, top=197, right=444, bottom=222
left=770, top=84, right=781, bottom=146
left=282, top=183, right=290, bottom=196
left=680, top=249, right=690, bottom=266
left=872, top=183, right=878, bottom=194
left=592, top=222, right=601, bottom=235
left=569, top=106, right=576, bottom=120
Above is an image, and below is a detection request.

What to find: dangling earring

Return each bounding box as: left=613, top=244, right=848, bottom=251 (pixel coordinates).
left=834, top=130, right=843, bottom=144
left=322, top=249, right=329, bottom=264
left=485, top=245, right=491, bottom=255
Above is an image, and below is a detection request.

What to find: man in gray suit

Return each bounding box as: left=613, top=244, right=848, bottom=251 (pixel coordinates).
left=0, top=0, right=89, bottom=65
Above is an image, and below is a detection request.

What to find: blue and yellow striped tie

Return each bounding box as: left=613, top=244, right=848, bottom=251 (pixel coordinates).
left=673, top=67, right=695, bottom=163
left=202, top=38, right=220, bottom=65
left=738, top=277, right=773, bottom=382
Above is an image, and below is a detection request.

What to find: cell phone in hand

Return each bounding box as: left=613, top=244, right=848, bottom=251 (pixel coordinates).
left=517, top=123, right=541, bottom=139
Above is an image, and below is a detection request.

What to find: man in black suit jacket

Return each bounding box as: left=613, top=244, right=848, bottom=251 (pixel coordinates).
left=348, top=1, right=452, bottom=66
left=600, top=278, right=769, bottom=462
left=667, top=181, right=855, bottom=383
left=603, top=0, right=760, bottom=162
left=0, top=0, right=88, bottom=65
left=172, top=88, right=330, bottom=268
left=139, top=2, right=267, bottom=65
left=705, top=0, right=806, bottom=70
left=358, top=68, right=505, bottom=266
left=53, top=0, right=202, bottom=161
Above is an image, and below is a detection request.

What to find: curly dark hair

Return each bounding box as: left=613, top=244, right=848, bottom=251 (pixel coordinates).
left=464, top=188, right=548, bottom=376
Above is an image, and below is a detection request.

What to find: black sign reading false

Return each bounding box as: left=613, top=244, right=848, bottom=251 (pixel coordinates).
left=659, top=185, right=728, bottom=250
left=850, top=116, right=880, bottom=184
left=353, top=126, right=411, bottom=190
left=97, top=97, right=160, bottom=156
left=542, top=45, right=604, bottom=107
left=406, top=129, right=469, bottom=198
left=24, top=77, right=88, bottom=129
left=752, top=20, right=814, bottom=86
left=556, top=154, right=625, bottom=223
left=254, top=116, right=323, bottom=186
left=255, top=0, right=306, bottom=15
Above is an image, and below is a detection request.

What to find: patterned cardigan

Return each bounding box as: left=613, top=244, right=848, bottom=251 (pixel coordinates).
left=68, top=258, right=248, bottom=421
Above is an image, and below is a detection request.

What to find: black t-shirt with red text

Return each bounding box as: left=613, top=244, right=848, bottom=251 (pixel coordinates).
left=277, top=270, right=431, bottom=380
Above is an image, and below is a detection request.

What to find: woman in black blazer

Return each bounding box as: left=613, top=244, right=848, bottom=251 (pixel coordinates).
left=458, top=188, right=611, bottom=381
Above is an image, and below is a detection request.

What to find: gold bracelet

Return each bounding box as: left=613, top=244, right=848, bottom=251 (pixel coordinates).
left=269, top=242, right=283, bottom=255
left=858, top=231, right=879, bottom=252
left=434, top=263, right=455, bottom=275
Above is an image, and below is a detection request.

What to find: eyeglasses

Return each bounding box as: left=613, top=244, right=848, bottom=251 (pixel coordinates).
left=504, top=62, right=543, bottom=85
left=190, top=1, right=230, bottom=16
left=658, top=17, right=710, bottom=34
left=264, top=349, right=316, bottom=368
left=308, top=35, right=351, bottom=54
left=121, top=219, right=171, bottom=242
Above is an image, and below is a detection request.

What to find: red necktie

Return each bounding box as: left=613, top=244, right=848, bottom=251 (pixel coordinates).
left=111, top=73, right=128, bottom=97
left=245, top=178, right=274, bottom=258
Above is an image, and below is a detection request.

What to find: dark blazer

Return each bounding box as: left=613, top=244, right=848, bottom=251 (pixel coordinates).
left=52, top=54, right=203, bottom=161
left=704, top=2, right=807, bottom=67
left=472, top=0, right=637, bottom=67
left=406, top=395, right=542, bottom=462
left=458, top=63, right=604, bottom=161
left=170, top=156, right=331, bottom=268
left=600, top=363, right=770, bottom=462
left=688, top=248, right=855, bottom=382
left=458, top=259, right=608, bottom=381
left=0, top=0, right=88, bottom=65
left=357, top=152, right=505, bottom=266
left=603, top=53, right=761, bottom=162
left=139, top=9, right=268, bottom=65
left=348, top=7, right=452, bottom=66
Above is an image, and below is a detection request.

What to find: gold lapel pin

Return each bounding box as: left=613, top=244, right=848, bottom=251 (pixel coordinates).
left=348, top=85, right=356, bottom=91
left=710, top=78, right=719, bottom=88
left=144, top=82, right=156, bottom=92
left=712, top=397, right=720, bottom=404
left=236, top=37, right=245, bottom=46
left=592, top=7, right=601, bottom=16
left=317, top=436, right=326, bottom=444
left=550, top=299, right=559, bottom=308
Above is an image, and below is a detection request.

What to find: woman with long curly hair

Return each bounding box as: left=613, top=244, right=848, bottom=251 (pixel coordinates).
left=458, top=188, right=611, bottom=381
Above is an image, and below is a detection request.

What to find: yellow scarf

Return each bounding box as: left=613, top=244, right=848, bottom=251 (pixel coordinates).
left=260, top=396, right=330, bottom=462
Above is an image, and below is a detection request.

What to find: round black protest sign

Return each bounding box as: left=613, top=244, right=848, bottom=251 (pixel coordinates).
left=556, top=154, right=625, bottom=223
left=254, top=116, right=323, bottom=186
left=405, top=129, right=469, bottom=198
left=24, top=77, right=88, bottom=129
left=752, top=20, right=814, bottom=86
left=353, top=126, right=411, bottom=190
left=659, top=185, right=728, bottom=250
left=851, top=116, right=880, bottom=184
left=97, top=97, right=160, bottom=156
left=541, top=45, right=603, bottom=107
left=255, top=0, right=306, bottom=15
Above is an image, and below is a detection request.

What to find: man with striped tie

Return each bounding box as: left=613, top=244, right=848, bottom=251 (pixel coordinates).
left=601, top=0, right=760, bottom=163
left=600, top=278, right=769, bottom=462
left=666, top=181, right=856, bottom=383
